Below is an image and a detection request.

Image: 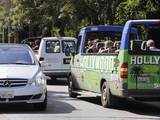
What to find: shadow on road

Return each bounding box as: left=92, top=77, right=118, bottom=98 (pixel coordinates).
left=47, top=78, right=68, bottom=86
left=79, top=96, right=160, bottom=117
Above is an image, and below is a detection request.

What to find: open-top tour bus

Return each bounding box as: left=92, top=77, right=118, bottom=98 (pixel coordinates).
left=68, top=20, right=160, bottom=108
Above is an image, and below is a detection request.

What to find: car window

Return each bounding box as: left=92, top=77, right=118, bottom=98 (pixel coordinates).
left=46, top=41, right=60, bottom=53
left=0, top=47, right=35, bottom=65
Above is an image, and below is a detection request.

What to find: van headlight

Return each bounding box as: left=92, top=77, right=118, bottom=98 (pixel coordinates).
left=29, top=72, right=46, bottom=86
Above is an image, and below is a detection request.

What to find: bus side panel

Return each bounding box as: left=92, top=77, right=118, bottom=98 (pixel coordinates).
left=82, top=55, right=120, bottom=94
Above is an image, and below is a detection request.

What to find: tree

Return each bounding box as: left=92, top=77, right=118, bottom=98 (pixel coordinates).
left=115, top=0, right=160, bottom=24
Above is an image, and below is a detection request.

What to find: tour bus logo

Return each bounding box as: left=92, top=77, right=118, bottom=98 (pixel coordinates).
left=3, top=80, right=11, bottom=87
left=131, top=56, right=160, bottom=65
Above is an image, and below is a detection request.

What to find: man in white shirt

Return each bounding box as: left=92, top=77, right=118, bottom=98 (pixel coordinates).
left=146, top=39, right=160, bottom=51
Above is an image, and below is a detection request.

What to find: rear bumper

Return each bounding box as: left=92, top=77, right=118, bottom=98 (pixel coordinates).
left=122, top=89, right=160, bottom=101
left=43, top=69, right=70, bottom=78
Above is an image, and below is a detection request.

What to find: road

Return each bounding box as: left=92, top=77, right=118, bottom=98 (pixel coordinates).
left=0, top=81, right=160, bottom=120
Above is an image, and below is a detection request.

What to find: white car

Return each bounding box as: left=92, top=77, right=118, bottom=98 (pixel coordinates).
left=0, top=44, right=47, bottom=110
left=37, top=37, right=77, bottom=82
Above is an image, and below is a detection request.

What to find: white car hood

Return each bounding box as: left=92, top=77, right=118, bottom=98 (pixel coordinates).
left=0, top=65, right=39, bottom=79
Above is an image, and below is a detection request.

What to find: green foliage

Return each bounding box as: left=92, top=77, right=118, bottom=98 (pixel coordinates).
left=2, top=0, right=160, bottom=39
left=115, top=0, right=160, bottom=24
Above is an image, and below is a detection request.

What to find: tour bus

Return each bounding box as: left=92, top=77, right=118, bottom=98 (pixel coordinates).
left=67, top=20, right=160, bottom=108
left=37, top=37, right=77, bottom=82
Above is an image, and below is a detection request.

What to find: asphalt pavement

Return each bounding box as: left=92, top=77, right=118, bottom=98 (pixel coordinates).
left=0, top=80, right=159, bottom=120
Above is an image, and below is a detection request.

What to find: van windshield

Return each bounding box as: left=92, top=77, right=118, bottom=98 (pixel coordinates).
left=62, top=40, right=75, bottom=53
left=129, top=23, right=160, bottom=55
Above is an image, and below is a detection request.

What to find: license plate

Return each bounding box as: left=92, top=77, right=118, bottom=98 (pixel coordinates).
left=63, top=58, right=71, bottom=64
left=0, top=91, right=14, bottom=98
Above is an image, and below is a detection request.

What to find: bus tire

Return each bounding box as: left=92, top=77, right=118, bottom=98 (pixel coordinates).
left=68, top=75, right=78, bottom=98
left=101, top=81, right=116, bottom=108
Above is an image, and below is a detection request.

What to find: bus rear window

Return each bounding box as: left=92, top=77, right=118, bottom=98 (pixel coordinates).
left=129, top=23, right=160, bottom=55
left=84, top=31, right=121, bottom=54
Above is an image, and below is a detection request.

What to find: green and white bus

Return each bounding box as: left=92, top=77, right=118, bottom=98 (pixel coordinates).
left=67, top=20, right=160, bottom=108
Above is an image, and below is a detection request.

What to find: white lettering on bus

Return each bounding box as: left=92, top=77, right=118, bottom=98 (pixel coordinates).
left=131, top=56, right=137, bottom=64
left=137, top=56, right=143, bottom=65
left=131, top=56, right=160, bottom=65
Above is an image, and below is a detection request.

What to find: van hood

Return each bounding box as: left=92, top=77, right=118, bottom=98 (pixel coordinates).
left=0, top=65, right=39, bottom=79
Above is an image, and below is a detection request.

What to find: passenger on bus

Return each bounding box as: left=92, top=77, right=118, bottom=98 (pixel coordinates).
left=113, top=41, right=120, bottom=53
left=98, top=42, right=105, bottom=53
left=100, top=41, right=114, bottom=53
left=146, top=39, right=160, bottom=51
left=85, top=40, right=93, bottom=52
left=86, top=39, right=99, bottom=53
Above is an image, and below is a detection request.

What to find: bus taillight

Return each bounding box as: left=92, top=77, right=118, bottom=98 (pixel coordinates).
left=120, top=63, right=128, bottom=79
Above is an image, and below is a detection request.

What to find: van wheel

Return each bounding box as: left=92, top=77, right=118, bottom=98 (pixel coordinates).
left=68, top=76, right=78, bottom=98
left=33, top=93, right=47, bottom=111
left=101, top=81, right=117, bottom=108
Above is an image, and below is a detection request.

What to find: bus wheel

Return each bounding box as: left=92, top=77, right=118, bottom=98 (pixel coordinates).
left=68, top=75, right=78, bottom=98
left=101, top=81, right=116, bottom=108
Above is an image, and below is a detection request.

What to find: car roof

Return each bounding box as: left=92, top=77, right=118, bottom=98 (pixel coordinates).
left=42, top=37, right=76, bottom=41
left=0, top=43, right=30, bottom=50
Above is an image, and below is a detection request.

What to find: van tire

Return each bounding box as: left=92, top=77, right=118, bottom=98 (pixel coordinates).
left=101, top=81, right=117, bottom=108
left=68, top=75, right=78, bottom=98
left=33, top=92, right=47, bottom=111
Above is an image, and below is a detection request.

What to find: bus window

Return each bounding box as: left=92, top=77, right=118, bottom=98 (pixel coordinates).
left=129, top=24, right=160, bottom=55
left=84, top=31, right=121, bottom=54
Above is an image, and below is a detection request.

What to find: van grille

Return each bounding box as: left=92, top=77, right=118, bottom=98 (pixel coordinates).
left=0, top=78, right=28, bottom=87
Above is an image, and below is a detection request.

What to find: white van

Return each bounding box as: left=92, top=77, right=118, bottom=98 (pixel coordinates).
left=37, top=37, right=77, bottom=81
